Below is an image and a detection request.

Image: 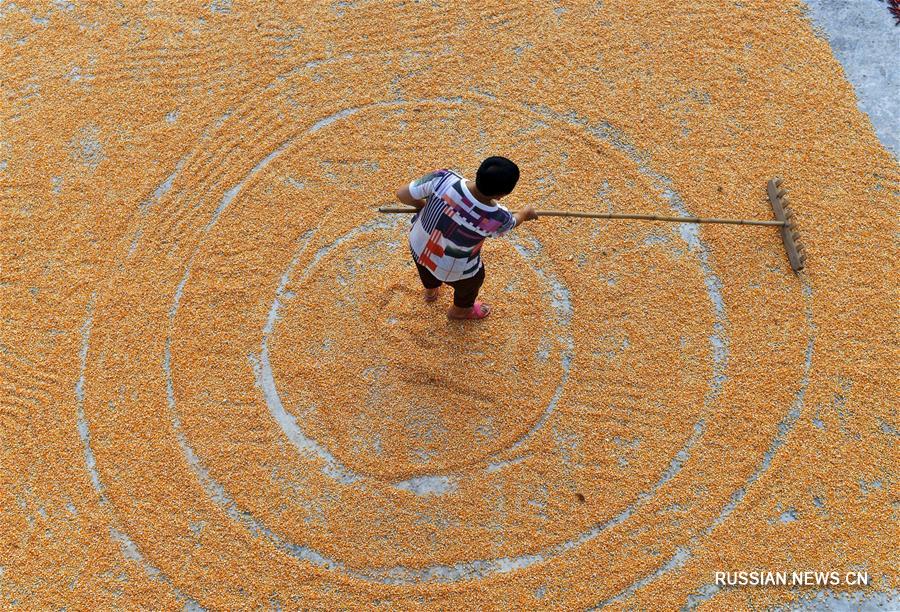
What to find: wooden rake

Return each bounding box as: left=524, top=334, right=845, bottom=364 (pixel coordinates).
left=379, top=178, right=806, bottom=273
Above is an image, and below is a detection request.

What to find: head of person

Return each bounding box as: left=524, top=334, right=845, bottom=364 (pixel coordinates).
left=475, top=156, right=519, bottom=199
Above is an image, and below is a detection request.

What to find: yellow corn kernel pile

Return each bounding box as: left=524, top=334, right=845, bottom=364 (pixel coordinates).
left=1, top=1, right=896, bottom=609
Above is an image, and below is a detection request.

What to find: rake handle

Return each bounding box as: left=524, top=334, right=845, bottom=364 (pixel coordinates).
left=377, top=206, right=785, bottom=227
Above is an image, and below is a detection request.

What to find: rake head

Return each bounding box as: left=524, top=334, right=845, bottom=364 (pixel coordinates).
left=767, top=177, right=806, bottom=273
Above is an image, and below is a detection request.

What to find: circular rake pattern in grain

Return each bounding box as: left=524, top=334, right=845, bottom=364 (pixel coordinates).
left=75, top=81, right=816, bottom=604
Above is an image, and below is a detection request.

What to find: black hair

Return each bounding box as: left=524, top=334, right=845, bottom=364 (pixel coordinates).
left=475, top=156, right=520, bottom=197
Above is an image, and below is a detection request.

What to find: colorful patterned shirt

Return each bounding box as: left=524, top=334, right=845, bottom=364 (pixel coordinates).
left=407, top=169, right=517, bottom=282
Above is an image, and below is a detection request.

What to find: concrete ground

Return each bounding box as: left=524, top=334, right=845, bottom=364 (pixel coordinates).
left=803, top=0, right=900, bottom=158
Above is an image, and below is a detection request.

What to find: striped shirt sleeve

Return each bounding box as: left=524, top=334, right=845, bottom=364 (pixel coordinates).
left=488, top=205, right=517, bottom=237
left=408, top=170, right=445, bottom=200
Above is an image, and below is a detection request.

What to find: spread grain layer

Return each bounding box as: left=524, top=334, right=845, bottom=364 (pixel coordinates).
left=1, top=1, right=897, bottom=609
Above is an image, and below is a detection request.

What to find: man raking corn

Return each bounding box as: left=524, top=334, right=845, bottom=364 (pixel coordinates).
left=389, top=158, right=806, bottom=322
left=395, top=156, right=538, bottom=320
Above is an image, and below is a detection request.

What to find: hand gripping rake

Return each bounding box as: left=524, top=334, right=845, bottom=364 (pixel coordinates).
left=379, top=178, right=807, bottom=273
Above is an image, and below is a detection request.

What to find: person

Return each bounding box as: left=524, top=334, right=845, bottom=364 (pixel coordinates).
left=395, top=156, right=538, bottom=320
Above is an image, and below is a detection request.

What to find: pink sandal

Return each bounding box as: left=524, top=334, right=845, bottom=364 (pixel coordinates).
left=449, top=301, right=491, bottom=320
left=424, top=288, right=440, bottom=303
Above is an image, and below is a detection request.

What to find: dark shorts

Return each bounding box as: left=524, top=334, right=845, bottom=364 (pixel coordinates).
left=414, top=260, right=485, bottom=308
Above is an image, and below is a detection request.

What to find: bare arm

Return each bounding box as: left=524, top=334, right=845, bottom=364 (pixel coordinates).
left=396, top=185, right=427, bottom=211
left=512, top=204, right=538, bottom=227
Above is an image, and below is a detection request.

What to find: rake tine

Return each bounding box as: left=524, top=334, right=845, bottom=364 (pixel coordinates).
left=767, top=177, right=806, bottom=273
